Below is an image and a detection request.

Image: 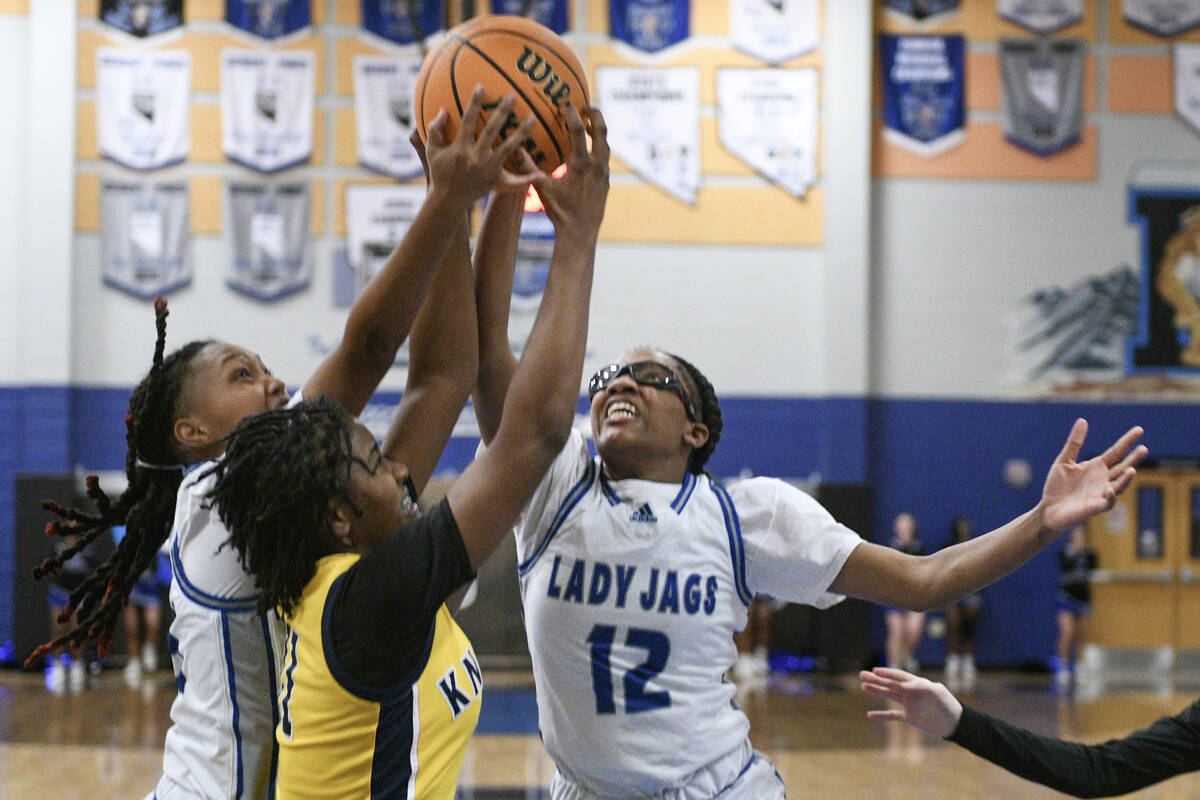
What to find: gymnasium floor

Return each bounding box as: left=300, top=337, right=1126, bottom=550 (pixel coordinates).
left=3, top=663, right=1198, bottom=799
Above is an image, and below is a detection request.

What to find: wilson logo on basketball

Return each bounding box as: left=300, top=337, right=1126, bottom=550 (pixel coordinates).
left=515, top=47, right=573, bottom=107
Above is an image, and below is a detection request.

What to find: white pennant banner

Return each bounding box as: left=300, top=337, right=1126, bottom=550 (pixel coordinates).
left=596, top=66, right=701, bottom=205
left=717, top=67, right=819, bottom=198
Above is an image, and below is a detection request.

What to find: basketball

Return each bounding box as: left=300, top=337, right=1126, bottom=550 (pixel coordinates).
left=414, top=14, right=589, bottom=172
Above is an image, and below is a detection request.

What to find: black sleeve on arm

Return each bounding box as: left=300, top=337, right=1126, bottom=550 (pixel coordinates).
left=949, top=699, right=1200, bottom=798
left=330, top=498, right=476, bottom=690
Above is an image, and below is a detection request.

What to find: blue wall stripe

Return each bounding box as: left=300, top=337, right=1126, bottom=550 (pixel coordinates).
left=3, top=387, right=1197, bottom=668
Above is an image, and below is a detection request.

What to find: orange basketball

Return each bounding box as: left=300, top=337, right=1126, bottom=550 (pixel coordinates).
left=414, top=14, right=589, bottom=172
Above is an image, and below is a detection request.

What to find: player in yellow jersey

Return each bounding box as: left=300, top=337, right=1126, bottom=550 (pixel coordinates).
left=205, top=102, right=610, bottom=800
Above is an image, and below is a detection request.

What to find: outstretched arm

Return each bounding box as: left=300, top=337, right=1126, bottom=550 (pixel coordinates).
left=447, top=105, right=609, bottom=569
left=304, top=89, right=534, bottom=417
left=830, top=420, right=1146, bottom=610
left=471, top=189, right=525, bottom=445
left=861, top=667, right=1200, bottom=798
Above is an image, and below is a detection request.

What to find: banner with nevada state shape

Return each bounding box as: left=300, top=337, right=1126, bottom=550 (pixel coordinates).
left=729, top=0, right=819, bottom=65
left=97, top=47, right=191, bottom=170
left=1175, top=44, right=1200, bottom=137
left=880, top=34, right=966, bottom=158
left=354, top=55, right=424, bottom=180
left=998, top=0, right=1083, bottom=35
left=101, top=179, right=190, bottom=298
left=597, top=66, right=701, bottom=205
left=100, top=0, right=184, bottom=38
left=225, top=0, right=310, bottom=40
left=221, top=49, right=315, bottom=173
left=224, top=180, right=311, bottom=302
left=490, top=0, right=569, bottom=34
left=999, top=37, right=1084, bottom=157
left=717, top=67, right=818, bottom=198
left=361, top=0, right=444, bottom=46
left=609, top=0, right=689, bottom=54
left=1124, top=0, right=1200, bottom=38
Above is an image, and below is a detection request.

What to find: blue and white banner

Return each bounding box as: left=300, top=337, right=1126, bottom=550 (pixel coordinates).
left=1127, top=164, right=1200, bottom=371
left=880, top=34, right=966, bottom=158
left=100, top=0, right=184, bottom=38
left=998, top=0, right=1083, bottom=35
left=717, top=67, right=819, bottom=197
left=882, top=0, right=960, bottom=25
left=221, top=49, right=315, bottom=173
left=345, top=184, right=427, bottom=293
left=1123, top=0, right=1200, bottom=38
left=999, top=37, right=1084, bottom=157
left=97, top=47, right=191, bottom=171
left=596, top=66, right=701, bottom=204
left=354, top=55, right=424, bottom=180
left=225, top=181, right=311, bottom=302
left=729, top=0, right=819, bottom=65
left=101, top=179, right=190, bottom=299
left=490, top=0, right=569, bottom=34
left=361, top=0, right=444, bottom=46
left=225, top=0, right=310, bottom=40
left=609, top=0, right=689, bottom=54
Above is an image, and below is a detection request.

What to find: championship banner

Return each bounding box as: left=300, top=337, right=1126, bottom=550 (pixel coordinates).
left=1175, top=43, right=1200, bottom=137
left=609, top=0, right=689, bottom=54
left=1127, top=164, right=1200, bottom=370
left=879, top=34, right=966, bottom=158
left=225, top=0, right=310, bottom=40
left=882, top=0, right=960, bottom=25
left=1123, top=0, right=1200, bottom=38
left=596, top=66, right=701, bottom=205
left=97, top=47, right=191, bottom=171
left=354, top=55, right=424, bottom=180
left=345, top=184, right=427, bottom=292
left=100, top=0, right=184, bottom=38
left=716, top=67, right=818, bottom=198
left=999, top=37, right=1084, bottom=157
left=491, top=0, right=569, bottom=34
left=224, top=181, right=312, bottom=301
left=221, top=49, right=315, bottom=173
left=998, top=0, right=1083, bottom=35
left=101, top=179, right=190, bottom=299
left=730, top=0, right=819, bottom=65
left=361, top=0, right=444, bottom=46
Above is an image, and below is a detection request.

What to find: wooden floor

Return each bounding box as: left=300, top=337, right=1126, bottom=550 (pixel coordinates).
left=4, top=665, right=1199, bottom=799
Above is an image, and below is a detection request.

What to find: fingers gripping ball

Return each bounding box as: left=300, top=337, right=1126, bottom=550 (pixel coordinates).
left=415, top=14, right=589, bottom=172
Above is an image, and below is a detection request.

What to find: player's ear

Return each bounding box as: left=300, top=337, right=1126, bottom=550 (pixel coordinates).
left=683, top=422, right=709, bottom=451
left=174, top=416, right=210, bottom=449
left=327, top=500, right=354, bottom=550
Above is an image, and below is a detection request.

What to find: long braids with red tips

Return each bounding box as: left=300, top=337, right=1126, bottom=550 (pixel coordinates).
left=25, top=297, right=212, bottom=666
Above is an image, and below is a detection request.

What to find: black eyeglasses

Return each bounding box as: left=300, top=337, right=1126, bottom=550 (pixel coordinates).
left=587, top=360, right=699, bottom=422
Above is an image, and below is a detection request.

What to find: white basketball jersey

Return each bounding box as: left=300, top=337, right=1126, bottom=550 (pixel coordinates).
left=516, top=429, right=861, bottom=798
left=156, top=464, right=286, bottom=800
left=97, top=47, right=191, bottom=170
left=353, top=54, right=424, bottom=180
left=221, top=49, right=314, bottom=173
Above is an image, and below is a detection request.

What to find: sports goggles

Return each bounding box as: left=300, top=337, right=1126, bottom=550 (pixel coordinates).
left=587, top=360, right=699, bottom=422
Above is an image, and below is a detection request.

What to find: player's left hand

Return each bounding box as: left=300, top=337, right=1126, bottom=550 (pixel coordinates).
left=860, top=667, right=962, bottom=738
left=1038, top=419, right=1146, bottom=532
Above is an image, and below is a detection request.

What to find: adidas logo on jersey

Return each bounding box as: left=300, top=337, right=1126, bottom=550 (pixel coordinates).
left=629, top=503, right=657, bottom=523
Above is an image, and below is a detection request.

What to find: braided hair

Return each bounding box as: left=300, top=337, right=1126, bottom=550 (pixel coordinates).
left=665, top=351, right=722, bottom=475
left=206, top=400, right=357, bottom=617
left=25, top=297, right=211, bottom=667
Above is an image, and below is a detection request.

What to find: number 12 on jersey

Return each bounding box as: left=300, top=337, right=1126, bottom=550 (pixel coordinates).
left=587, top=624, right=671, bottom=714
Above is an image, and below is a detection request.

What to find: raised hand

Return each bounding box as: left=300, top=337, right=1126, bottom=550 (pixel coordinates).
left=424, top=86, right=539, bottom=205
left=1039, top=419, right=1146, bottom=532
left=530, top=105, right=610, bottom=243
left=860, top=667, right=963, bottom=738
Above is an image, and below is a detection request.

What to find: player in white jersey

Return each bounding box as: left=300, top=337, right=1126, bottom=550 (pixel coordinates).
left=26, top=89, right=539, bottom=800
left=471, top=214, right=1148, bottom=798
